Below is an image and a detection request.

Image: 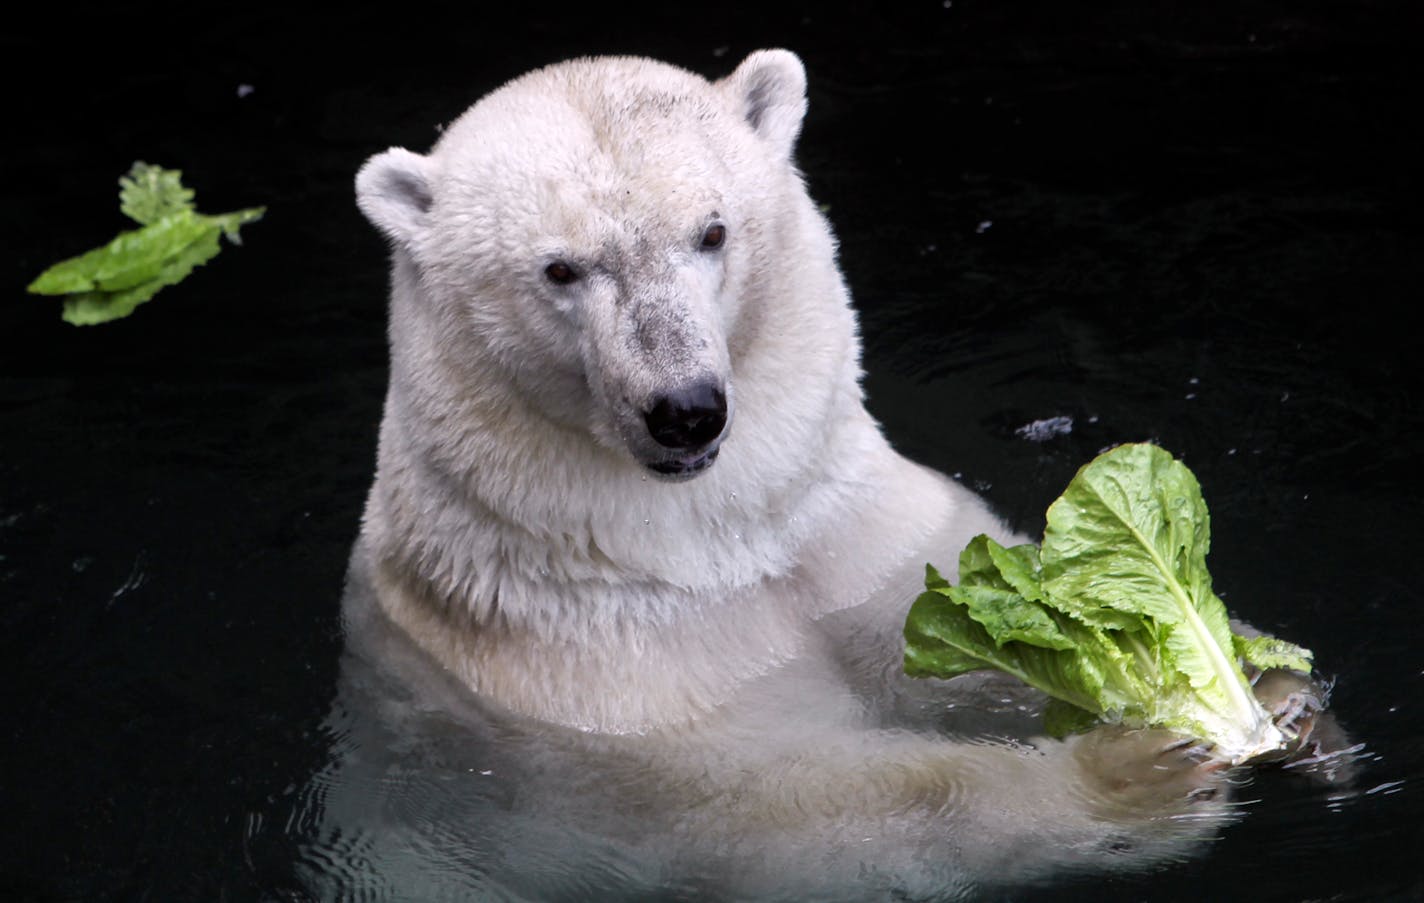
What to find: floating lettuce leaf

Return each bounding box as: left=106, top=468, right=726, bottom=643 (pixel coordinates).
left=26, top=162, right=264, bottom=325
left=905, top=443, right=1314, bottom=764
left=119, top=161, right=196, bottom=225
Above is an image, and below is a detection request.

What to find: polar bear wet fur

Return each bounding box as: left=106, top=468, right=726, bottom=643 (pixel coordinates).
left=349, top=50, right=1231, bottom=895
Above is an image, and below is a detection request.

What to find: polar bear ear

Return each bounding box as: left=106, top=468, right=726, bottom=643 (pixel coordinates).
left=356, top=147, right=436, bottom=248
left=721, top=49, right=808, bottom=160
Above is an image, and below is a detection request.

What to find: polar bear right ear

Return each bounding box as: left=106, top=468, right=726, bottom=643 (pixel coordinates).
left=722, top=49, right=808, bottom=161
left=356, top=147, right=435, bottom=248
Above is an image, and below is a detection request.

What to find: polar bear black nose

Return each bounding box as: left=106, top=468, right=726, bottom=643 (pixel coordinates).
left=644, top=383, right=728, bottom=449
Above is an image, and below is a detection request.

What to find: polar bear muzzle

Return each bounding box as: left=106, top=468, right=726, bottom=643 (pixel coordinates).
left=642, top=381, right=728, bottom=478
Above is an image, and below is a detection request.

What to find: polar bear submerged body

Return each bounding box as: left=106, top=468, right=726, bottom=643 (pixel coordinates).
left=322, top=50, right=1232, bottom=898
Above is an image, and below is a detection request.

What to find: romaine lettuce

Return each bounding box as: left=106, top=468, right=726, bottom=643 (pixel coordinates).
left=905, top=442, right=1314, bottom=764
left=26, top=162, right=264, bottom=325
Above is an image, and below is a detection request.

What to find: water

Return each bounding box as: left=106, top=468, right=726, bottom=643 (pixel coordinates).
left=4, top=2, right=1422, bottom=900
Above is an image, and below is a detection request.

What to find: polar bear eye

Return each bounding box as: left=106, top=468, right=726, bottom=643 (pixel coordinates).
left=699, top=224, right=726, bottom=251
left=544, top=261, right=579, bottom=285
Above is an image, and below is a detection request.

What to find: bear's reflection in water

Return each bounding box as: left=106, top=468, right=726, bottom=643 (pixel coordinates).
left=288, top=545, right=1233, bottom=903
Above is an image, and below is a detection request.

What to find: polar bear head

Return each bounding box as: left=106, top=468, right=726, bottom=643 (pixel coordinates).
left=356, top=50, right=814, bottom=481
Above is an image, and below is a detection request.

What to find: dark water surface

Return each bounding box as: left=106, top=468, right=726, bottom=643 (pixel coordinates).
left=4, top=2, right=1422, bottom=900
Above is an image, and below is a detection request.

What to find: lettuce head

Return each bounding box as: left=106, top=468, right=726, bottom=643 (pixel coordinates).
left=905, top=442, right=1313, bottom=764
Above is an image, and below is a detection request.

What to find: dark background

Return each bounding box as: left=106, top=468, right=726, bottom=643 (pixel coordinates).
left=4, top=1, right=1422, bottom=900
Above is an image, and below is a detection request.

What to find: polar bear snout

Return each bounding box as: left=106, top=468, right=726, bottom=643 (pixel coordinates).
left=644, top=382, right=727, bottom=449
left=640, top=380, right=730, bottom=478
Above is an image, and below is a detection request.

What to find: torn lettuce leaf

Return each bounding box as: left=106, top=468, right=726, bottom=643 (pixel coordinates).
left=26, top=162, right=264, bottom=325
left=905, top=442, right=1314, bottom=764
left=119, top=161, right=196, bottom=225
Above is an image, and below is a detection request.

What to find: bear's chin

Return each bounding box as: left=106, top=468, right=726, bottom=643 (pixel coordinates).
left=643, top=444, right=721, bottom=481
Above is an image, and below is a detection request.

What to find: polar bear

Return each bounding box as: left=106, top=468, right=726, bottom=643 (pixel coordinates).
left=309, top=49, right=1315, bottom=899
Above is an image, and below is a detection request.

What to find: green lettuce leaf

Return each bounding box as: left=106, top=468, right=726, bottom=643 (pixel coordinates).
left=119, top=161, right=196, bottom=225
left=26, top=162, right=263, bottom=325
left=1235, top=634, right=1314, bottom=675
left=59, top=226, right=224, bottom=326
left=29, top=210, right=219, bottom=296
left=905, top=443, right=1314, bottom=764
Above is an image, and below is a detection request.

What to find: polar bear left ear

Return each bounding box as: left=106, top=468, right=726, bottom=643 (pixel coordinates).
left=721, top=49, right=808, bottom=160
left=356, top=147, right=436, bottom=249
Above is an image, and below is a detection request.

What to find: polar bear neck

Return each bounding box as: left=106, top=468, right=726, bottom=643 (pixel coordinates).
left=359, top=384, right=952, bottom=733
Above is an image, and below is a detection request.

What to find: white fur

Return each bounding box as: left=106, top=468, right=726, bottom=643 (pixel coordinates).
left=331, top=50, right=1230, bottom=897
